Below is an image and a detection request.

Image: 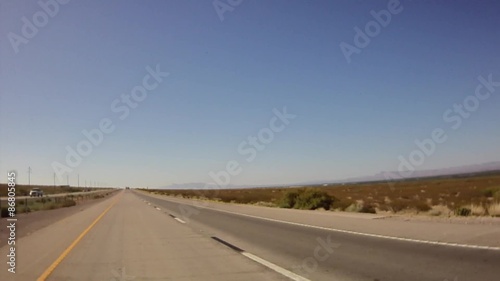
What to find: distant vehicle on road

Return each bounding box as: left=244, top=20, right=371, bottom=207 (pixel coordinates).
left=29, top=188, right=44, bottom=197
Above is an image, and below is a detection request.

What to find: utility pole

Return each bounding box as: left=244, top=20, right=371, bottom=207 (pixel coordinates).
left=28, top=166, right=32, bottom=186
left=67, top=175, right=69, bottom=186
left=78, top=174, right=80, bottom=187
left=53, top=173, right=56, bottom=187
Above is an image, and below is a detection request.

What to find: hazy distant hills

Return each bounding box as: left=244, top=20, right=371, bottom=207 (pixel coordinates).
left=299, top=161, right=500, bottom=186
left=159, top=182, right=216, bottom=190
left=160, top=161, right=500, bottom=189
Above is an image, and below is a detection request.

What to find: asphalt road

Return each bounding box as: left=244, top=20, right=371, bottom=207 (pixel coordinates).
left=135, top=192, right=500, bottom=281
left=1, top=190, right=499, bottom=281
left=0, top=190, right=287, bottom=281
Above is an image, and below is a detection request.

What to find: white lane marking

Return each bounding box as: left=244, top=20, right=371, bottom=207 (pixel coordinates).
left=155, top=207, right=161, bottom=211
left=241, top=252, right=312, bottom=281
left=161, top=197, right=500, bottom=251
left=221, top=209, right=500, bottom=251
left=147, top=203, right=151, bottom=205
left=174, top=217, right=186, bottom=224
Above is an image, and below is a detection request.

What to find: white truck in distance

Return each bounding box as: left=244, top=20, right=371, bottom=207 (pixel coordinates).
left=29, top=188, right=44, bottom=197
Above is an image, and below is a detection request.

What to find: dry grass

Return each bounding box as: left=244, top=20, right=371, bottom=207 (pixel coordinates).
left=470, top=204, right=487, bottom=216
left=1, top=197, right=76, bottom=216
left=428, top=205, right=452, bottom=216
left=487, top=202, right=500, bottom=217
left=0, top=191, right=115, bottom=217
left=0, top=184, right=112, bottom=197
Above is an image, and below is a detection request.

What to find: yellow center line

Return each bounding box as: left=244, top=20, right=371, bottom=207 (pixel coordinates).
left=36, top=193, right=122, bottom=281
left=48, top=190, right=120, bottom=226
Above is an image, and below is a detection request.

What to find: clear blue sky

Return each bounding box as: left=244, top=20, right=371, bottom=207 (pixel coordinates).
left=1, top=0, right=499, bottom=188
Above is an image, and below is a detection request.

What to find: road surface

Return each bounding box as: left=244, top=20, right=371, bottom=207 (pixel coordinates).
left=135, top=191, right=500, bottom=281
left=0, top=190, right=499, bottom=281
left=0, top=190, right=286, bottom=281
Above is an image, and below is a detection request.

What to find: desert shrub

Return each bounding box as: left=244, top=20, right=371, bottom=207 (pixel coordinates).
left=488, top=203, right=500, bottom=217
left=343, top=201, right=377, bottom=214
left=494, top=190, right=500, bottom=200
left=345, top=203, right=363, bottom=212
left=482, top=189, right=493, bottom=197
left=219, top=195, right=238, bottom=203
left=331, top=199, right=354, bottom=211
left=429, top=209, right=442, bottom=216
left=359, top=204, right=377, bottom=214
left=278, top=190, right=300, bottom=208
left=294, top=189, right=335, bottom=210
left=389, top=200, right=407, bottom=213
left=471, top=204, right=486, bottom=216
left=413, top=201, right=431, bottom=213
left=482, top=188, right=499, bottom=198
left=377, top=204, right=390, bottom=212
left=455, top=207, right=471, bottom=216
left=278, top=188, right=336, bottom=210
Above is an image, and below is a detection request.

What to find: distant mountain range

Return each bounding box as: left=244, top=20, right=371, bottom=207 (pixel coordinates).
left=159, top=182, right=216, bottom=189
left=159, top=161, right=500, bottom=189
left=297, top=161, right=500, bottom=186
